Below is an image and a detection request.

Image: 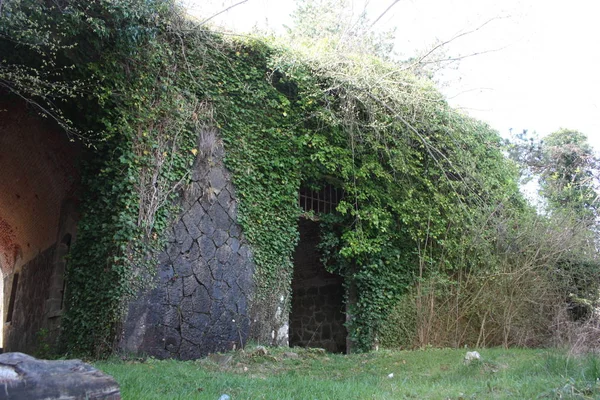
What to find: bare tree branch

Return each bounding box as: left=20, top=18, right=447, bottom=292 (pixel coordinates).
left=402, top=16, right=508, bottom=71
left=446, top=87, right=494, bottom=100
left=369, top=0, right=401, bottom=30
left=417, top=45, right=508, bottom=67
left=197, top=0, right=249, bottom=27
left=0, top=80, right=79, bottom=139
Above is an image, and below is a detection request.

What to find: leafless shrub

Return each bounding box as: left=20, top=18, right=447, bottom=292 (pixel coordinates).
left=135, top=98, right=214, bottom=238
left=384, top=210, right=600, bottom=350
left=552, top=308, right=600, bottom=355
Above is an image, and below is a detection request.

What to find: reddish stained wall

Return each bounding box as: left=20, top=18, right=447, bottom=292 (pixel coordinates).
left=0, top=218, right=20, bottom=274
left=0, top=98, right=80, bottom=274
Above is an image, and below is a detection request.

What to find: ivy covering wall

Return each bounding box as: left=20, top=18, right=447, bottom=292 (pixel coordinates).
left=1, top=0, right=524, bottom=356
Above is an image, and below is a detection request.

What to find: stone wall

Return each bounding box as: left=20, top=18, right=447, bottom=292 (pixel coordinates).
left=120, top=130, right=256, bottom=359
left=290, top=220, right=347, bottom=353
left=3, top=245, right=56, bottom=353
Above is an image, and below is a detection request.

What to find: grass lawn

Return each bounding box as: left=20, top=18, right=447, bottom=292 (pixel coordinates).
left=95, top=346, right=600, bottom=399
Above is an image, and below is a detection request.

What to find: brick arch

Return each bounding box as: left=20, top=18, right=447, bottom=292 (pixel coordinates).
left=0, top=96, right=81, bottom=352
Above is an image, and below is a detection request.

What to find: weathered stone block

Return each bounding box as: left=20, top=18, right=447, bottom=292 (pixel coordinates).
left=227, top=239, right=240, bottom=256
left=211, top=280, right=230, bottom=301
left=187, top=201, right=205, bottom=226
left=158, top=262, right=173, bottom=281
left=229, top=224, right=242, bottom=238
left=181, top=322, right=205, bottom=346
left=183, top=241, right=200, bottom=261
left=208, top=259, right=224, bottom=281
left=209, top=168, right=227, bottom=193
left=0, top=353, right=120, bottom=399
left=198, top=236, right=216, bottom=260
left=172, top=255, right=193, bottom=277
left=199, top=190, right=216, bottom=211
left=235, top=266, right=254, bottom=292
left=191, top=285, right=211, bottom=314
left=227, top=201, right=237, bottom=219
left=192, top=258, right=211, bottom=283
left=163, top=305, right=180, bottom=329
left=179, top=297, right=194, bottom=317
left=199, top=214, right=216, bottom=236
left=173, top=220, right=188, bottom=243
left=211, top=203, right=231, bottom=230
left=178, top=339, right=200, bottom=361
left=179, top=235, right=193, bottom=255
left=217, top=188, right=232, bottom=209
left=190, top=313, right=211, bottom=332
left=183, top=275, right=198, bottom=297
left=212, top=229, right=229, bottom=247
left=157, top=251, right=171, bottom=265
left=182, top=213, right=202, bottom=239
left=215, top=245, right=233, bottom=264
left=166, top=242, right=180, bottom=260
left=164, top=327, right=181, bottom=353
left=190, top=163, right=208, bottom=182
left=166, top=279, right=183, bottom=305
left=164, top=226, right=177, bottom=243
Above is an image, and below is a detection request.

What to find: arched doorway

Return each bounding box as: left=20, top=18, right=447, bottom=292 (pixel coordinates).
left=0, top=97, right=81, bottom=353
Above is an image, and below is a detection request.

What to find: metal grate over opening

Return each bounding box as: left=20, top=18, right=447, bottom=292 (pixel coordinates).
left=299, top=184, right=344, bottom=214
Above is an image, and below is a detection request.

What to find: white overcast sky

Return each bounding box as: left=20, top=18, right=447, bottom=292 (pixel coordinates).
left=185, top=0, right=600, bottom=151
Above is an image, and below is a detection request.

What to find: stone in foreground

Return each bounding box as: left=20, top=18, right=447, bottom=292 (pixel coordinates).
left=0, top=352, right=120, bottom=399
left=464, top=350, right=481, bottom=365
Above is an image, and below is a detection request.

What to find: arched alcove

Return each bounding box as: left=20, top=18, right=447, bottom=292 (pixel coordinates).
left=0, top=96, right=81, bottom=353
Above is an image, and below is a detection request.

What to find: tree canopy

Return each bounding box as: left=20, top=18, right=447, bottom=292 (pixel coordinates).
left=539, top=129, right=599, bottom=220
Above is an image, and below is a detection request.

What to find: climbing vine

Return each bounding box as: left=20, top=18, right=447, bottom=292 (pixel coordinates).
left=1, top=0, right=203, bottom=356
left=1, top=0, right=524, bottom=355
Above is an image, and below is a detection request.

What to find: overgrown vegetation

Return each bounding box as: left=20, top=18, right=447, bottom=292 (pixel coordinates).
left=2, top=0, right=598, bottom=357
left=379, top=129, right=600, bottom=350
left=1, top=0, right=201, bottom=355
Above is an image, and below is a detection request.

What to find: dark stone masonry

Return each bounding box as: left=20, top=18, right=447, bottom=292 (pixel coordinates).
left=120, top=132, right=256, bottom=360
left=290, top=220, right=347, bottom=353
left=4, top=245, right=55, bottom=354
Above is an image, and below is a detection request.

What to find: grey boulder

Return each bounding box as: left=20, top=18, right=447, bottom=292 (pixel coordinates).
left=0, top=352, right=120, bottom=399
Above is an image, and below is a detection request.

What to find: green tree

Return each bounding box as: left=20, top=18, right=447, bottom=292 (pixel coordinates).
left=287, top=0, right=396, bottom=58
left=506, top=129, right=599, bottom=220
left=538, top=129, right=599, bottom=221
left=508, top=129, right=600, bottom=322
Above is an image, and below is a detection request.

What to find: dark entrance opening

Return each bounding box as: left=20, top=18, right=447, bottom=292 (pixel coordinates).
left=0, top=96, right=81, bottom=352
left=290, top=219, right=347, bottom=353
